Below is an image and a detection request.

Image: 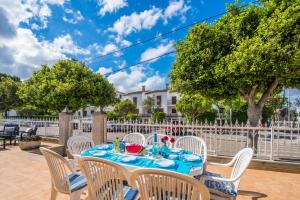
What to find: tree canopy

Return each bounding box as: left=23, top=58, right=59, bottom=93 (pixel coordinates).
left=176, top=94, right=213, bottom=123
left=18, top=59, right=116, bottom=114
left=143, top=96, right=155, bottom=114
left=0, top=73, right=20, bottom=113
left=110, top=99, right=139, bottom=119
left=170, top=0, right=300, bottom=126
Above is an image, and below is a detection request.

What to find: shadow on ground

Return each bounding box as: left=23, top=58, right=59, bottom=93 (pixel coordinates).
left=238, top=190, right=267, bottom=199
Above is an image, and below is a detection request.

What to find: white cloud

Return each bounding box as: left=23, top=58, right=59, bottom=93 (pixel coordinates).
left=163, top=0, right=191, bottom=24
left=108, top=7, right=162, bottom=36
left=97, top=0, right=128, bottom=16
left=108, top=1, right=191, bottom=37
left=97, top=67, right=112, bottom=75
left=140, top=42, right=174, bottom=63
left=106, top=66, right=166, bottom=93
left=89, top=43, right=120, bottom=57
left=43, top=34, right=89, bottom=55
left=102, top=44, right=118, bottom=55
left=63, top=10, right=84, bottom=24
left=0, top=28, right=64, bottom=79
left=42, top=0, right=68, bottom=6
left=31, top=3, right=52, bottom=30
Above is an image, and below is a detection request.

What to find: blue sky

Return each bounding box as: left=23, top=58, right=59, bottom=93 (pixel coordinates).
left=1, top=0, right=299, bottom=101
left=1, top=0, right=255, bottom=93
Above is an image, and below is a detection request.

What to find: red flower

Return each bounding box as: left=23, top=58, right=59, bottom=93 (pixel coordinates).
left=163, top=136, right=169, bottom=141
left=170, top=137, right=175, bottom=143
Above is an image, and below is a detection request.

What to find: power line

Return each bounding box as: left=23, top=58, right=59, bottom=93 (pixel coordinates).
left=103, top=50, right=175, bottom=77
left=88, top=1, right=257, bottom=64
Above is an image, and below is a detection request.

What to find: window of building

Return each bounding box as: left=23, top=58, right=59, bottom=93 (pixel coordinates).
left=133, top=97, right=137, bottom=106
left=172, top=108, right=177, bottom=114
left=83, top=110, right=87, bottom=117
left=156, top=96, right=161, bottom=107
left=172, top=96, right=177, bottom=104
left=91, top=110, right=94, bottom=114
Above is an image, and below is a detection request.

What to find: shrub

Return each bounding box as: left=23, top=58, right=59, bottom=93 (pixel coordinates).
left=22, top=135, right=42, bottom=142
left=151, top=111, right=166, bottom=123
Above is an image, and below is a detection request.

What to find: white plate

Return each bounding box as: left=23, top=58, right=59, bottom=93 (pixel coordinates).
left=170, top=148, right=182, bottom=153
left=121, top=156, right=137, bottom=163
left=97, top=145, right=110, bottom=150
left=154, top=159, right=175, bottom=168
left=168, top=154, right=178, bottom=160
left=93, top=151, right=107, bottom=157
left=184, top=154, right=200, bottom=162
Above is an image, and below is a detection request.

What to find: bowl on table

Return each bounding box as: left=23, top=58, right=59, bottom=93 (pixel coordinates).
left=125, top=144, right=144, bottom=155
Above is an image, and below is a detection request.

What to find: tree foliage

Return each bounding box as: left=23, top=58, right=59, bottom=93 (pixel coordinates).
left=170, top=0, right=300, bottom=126
left=0, top=73, right=20, bottom=113
left=176, top=94, right=213, bottom=123
left=143, top=96, right=155, bottom=114
left=18, top=59, right=116, bottom=114
left=151, top=111, right=166, bottom=123
left=111, top=99, right=138, bottom=119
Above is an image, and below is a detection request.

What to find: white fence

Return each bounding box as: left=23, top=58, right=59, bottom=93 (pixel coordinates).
left=106, top=120, right=300, bottom=161
left=3, top=116, right=300, bottom=162
left=70, top=117, right=92, bottom=137
left=1, top=117, right=59, bottom=138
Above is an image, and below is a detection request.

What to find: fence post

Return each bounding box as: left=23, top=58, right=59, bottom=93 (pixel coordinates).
left=92, top=111, right=107, bottom=145
left=58, top=109, right=73, bottom=150
left=270, top=126, right=274, bottom=160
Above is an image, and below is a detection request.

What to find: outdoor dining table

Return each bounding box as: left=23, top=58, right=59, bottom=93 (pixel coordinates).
left=81, top=144, right=203, bottom=176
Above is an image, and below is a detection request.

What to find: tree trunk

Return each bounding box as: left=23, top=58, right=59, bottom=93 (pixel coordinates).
left=247, top=103, right=263, bottom=153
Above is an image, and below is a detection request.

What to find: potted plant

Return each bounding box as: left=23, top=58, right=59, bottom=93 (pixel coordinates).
left=19, top=135, right=42, bottom=150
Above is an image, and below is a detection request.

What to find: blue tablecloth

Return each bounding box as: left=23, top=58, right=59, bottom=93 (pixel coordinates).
left=81, top=144, right=203, bottom=175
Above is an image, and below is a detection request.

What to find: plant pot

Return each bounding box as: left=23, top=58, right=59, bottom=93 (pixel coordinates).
left=19, top=140, right=42, bottom=150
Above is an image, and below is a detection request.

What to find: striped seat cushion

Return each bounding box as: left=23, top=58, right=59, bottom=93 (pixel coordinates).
left=195, top=171, right=237, bottom=197
left=69, top=172, right=87, bottom=192
left=123, top=186, right=138, bottom=200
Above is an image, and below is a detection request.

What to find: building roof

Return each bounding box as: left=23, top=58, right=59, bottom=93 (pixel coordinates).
left=145, top=89, right=168, bottom=94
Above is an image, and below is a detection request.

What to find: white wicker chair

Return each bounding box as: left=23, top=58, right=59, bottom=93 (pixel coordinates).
left=174, top=136, right=207, bottom=164
left=40, top=147, right=87, bottom=200
left=122, top=132, right=145, bottom=145
left=78, top=157, right=139, bottom=200
left=145, top=134, right=171, bottom=146
left=67, top=135, right=95, bottom=160
left=130, top=168, right=210, bottom=200
left=199, top=148, right=254, bottom=200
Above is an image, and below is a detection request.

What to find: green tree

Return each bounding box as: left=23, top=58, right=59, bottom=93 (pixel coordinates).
left=0, top=73, right=21, bottom=115
left=170, top=0, right=300, bottom=127
left=143, top=96, right=155, bottom=114
left=18, top=59, right=116, bottom=114
left=176, top=94, right=213, bottom=123
left=151, top=111, right=166, bottom=123
left=112, top=99, right=138, bottom=119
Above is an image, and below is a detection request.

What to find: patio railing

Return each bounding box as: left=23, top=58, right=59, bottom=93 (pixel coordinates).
left=1, top=117, right=59, bottom=138
left=2, top=116, right=300, bottom=162
left=106, top=120, right=300, bottom=161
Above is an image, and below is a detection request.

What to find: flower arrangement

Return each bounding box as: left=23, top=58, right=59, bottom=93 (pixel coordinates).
left=161, top=136, right=176, bottom=147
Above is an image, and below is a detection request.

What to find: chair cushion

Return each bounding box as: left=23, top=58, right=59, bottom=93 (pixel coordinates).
left=4, top=127, right=16, bottom=135
left=195, top=171, right=237, bottom=197
left=123, top=186, right=138, bottom=200
left=68, top=172, right=87, bottom=192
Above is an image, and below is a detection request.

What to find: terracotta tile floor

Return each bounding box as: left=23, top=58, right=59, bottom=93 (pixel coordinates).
left=0, top=143, right=300, bottom=200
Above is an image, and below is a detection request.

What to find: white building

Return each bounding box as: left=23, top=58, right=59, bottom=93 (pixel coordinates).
left=120, top=85, right=182, bottom=120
